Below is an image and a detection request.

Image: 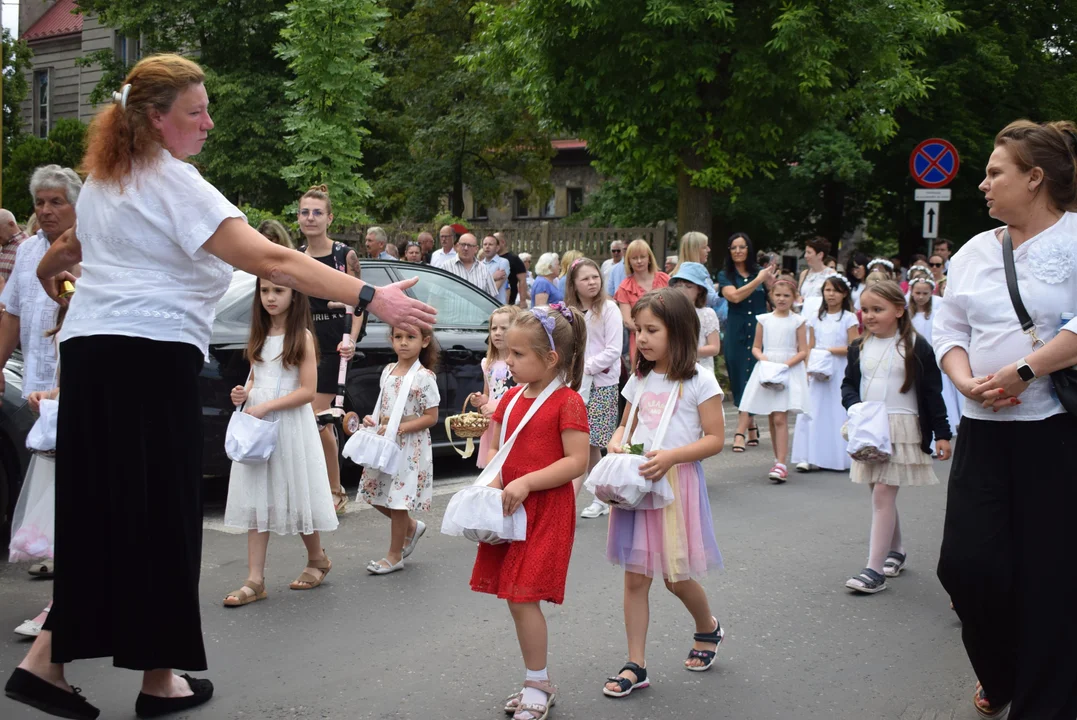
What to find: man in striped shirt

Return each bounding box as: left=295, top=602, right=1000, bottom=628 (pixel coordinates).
left=445, top=233, right=497, bottom=297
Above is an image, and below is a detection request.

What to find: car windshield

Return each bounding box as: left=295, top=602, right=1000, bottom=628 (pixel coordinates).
left=392, top=265, right=496, bottom=327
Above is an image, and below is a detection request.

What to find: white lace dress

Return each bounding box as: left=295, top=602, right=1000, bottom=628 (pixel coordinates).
left=224, top=335, right=339, bottom=535
left=739, top=312, right=811, bottom=415
left=695, top=306, right=721, bottom=375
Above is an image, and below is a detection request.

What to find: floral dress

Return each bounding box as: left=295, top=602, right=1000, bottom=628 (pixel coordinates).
left=477, top=358, right=514, bottom=469
left=360, top=364, right=440, bottom=512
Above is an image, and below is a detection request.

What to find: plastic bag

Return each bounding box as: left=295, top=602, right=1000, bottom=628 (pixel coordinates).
left=758, top=361, right=790, bottom=390
left=8, top=454, right=55, bottom=562
left=25, top=399, right=58, bottom=453
left=440, top=485, right=527, bottom=544
left=845, top=401, right=891, bottom=463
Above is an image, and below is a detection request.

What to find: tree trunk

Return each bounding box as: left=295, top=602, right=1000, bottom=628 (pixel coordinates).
left=450, top=156, right=465, bottom=218
left=677, top=155, right=713, bottom=241
left=821, top=180, right=845, bottom=254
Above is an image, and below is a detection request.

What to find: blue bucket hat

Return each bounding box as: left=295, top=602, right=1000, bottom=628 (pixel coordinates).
left=671, top=261, right=713, bottom=290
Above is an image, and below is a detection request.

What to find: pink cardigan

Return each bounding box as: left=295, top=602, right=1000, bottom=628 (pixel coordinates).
left=584, top=299, right=624, bottom=388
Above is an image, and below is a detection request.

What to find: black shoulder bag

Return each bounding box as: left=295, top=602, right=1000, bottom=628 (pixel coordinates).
left=1002, top=229, right=1077, bottom=416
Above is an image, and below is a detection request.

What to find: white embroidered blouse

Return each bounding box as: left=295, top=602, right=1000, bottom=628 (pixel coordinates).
left=60, top=149, right=245, bottom=355
left=932, top=212, right=1077, bottom=421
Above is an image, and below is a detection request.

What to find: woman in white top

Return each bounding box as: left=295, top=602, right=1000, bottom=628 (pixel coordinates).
left=933, top=120, right=1077, bottom=720
left=797, top=236, right=832, bottom=318
left=5, top=55, right=435, bottom=720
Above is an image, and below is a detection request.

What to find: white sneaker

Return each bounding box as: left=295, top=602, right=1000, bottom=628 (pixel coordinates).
left=581, top=501, right=610, bottom=518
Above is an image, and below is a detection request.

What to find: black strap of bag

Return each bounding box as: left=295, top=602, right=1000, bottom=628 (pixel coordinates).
left=1001, top=229, right=1077, bottom=415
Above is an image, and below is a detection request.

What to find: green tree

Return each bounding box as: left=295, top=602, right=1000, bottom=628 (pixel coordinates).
left=74, top=0, right=295, bottom=211
left=2, top=29, right=33, bottom=162
left=2, top=118, right=87, bottom=220
left=273, top=0, right=387, bottom=225
left=470, top=0, right=960, bottom=237
left=865, top=0, right=1077, bottom=258
left=366, top=0, right=552, bottom=222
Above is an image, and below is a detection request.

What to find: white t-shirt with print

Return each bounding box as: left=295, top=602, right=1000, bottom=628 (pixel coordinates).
left=60, top=148, right=244, bottom=356
left=621, top=366, right=724, bottom=452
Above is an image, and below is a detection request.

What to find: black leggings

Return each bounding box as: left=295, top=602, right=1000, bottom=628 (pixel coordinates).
left=938, top=414, right=1077, bottom=719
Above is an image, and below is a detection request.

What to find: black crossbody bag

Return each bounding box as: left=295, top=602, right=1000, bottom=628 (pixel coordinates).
left=1002, top=229, right=1077, bottom=416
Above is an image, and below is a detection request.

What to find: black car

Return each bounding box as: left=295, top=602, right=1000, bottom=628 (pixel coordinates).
left=1, top=350, right=33, bottom=532
left=200, top=259, right=499, bottom=478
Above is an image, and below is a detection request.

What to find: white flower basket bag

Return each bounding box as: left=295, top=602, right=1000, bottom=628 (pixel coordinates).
left=584, top=376, right=678, bottom=510
left=224, top=368, right=283, bottom=465
left=844, top=339, right=895, bottom=464
left=806, top=348, right=835, bottom=381
left=342, top=360, right=421, bottom=475
left=441, top=379, right=563, bottom=544
left=758, top=361, right=790, bottom=390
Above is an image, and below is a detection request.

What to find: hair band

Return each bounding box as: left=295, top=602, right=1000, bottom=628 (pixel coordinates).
left=530, top=308, right=557, bottom=350
left=867, top=258, right=894, bottom=272
left=909, top=277, right=937, bottom=290
left=112, top=84, right=131, bottom=110
left=826, top=273, right=850, bottom=289
left=772, top=276, right=798, bottom=290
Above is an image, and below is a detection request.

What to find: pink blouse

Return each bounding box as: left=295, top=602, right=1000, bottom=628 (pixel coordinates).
left=584, top=299, right=624, bottom=388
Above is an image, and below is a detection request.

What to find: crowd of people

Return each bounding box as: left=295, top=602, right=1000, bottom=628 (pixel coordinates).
left=2, top=52, right=1076, bottom=720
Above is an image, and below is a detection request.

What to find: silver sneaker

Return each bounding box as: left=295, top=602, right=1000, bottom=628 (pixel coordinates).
left=581, top=501, right=610, bottom=519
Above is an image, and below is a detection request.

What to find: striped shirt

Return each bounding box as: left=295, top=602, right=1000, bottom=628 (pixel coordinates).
left=445, top=257, right=497, bottom=297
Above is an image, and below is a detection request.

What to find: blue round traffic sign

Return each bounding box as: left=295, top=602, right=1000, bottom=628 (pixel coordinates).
left=910, top=138, right=960, bottom=188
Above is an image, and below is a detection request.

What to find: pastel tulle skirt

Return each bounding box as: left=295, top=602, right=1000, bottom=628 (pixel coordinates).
left=606, top=461, right=722, bottom=582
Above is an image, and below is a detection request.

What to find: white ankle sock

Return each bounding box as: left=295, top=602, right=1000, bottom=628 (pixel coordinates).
left=521, top=667, right=549, bottom=706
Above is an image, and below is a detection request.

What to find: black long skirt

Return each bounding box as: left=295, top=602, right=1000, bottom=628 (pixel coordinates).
left=43, top=335, right=208, bottom=671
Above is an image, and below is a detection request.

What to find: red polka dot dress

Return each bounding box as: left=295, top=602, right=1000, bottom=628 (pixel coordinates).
left=469, top=385, right=589, bottom=604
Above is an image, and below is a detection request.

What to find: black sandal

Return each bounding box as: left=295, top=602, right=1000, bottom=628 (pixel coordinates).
left=732, top=433, right=746, bottom=453
left=602, top=662, right=649, bottom=698
left=685, top=617, right=724, bottom=672
left=747, top=425, right=760, bottom=446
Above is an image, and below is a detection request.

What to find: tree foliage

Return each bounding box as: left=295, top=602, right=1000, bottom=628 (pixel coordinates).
left=2, top=29, right=33, bottom=161
left=366, top=0, right=552, bottom=222
left=469, top=0, right=960, bottom=235
left=2, top=119, right=87, bottom=220
left=273, top=0, right=386, bottom=226
left=74, top=0, right=295, bottom=211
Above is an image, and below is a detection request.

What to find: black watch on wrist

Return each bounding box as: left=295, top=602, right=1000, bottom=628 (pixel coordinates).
left=1017, top=358, right=1036, bottom=382
left=355, top=284, right=376, bottom=315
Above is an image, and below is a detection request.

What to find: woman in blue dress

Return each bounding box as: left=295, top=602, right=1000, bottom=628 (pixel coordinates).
left=718, top=232, right=774, bottom=452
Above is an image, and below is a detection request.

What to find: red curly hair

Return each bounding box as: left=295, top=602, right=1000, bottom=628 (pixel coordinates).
left=81, top=54, right=205, bottom=186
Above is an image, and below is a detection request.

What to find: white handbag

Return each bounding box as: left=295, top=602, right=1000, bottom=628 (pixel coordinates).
left=341, top=360, right=421, bottom=475
left=26, top=398, right=59, bottom=453
left=758, top=361, right=790, bottom=390
left=844, top=338, right=895, bottom=463
left=441, top=378, right=563, bottom=544
left=224, top=368, right=283, bottom=465
left=807, top=348, right=834, bottom=381
left=584, top=376, right=678, bottom=510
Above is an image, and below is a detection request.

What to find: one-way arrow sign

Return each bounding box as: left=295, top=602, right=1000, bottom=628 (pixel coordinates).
left=923, top=202, right=939, bottom=239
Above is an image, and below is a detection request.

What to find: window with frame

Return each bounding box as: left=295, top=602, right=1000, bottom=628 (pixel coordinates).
left=393, top=265, right=496, bottom=327
left=567, top=188, right=584, bottom=215
left=472, top=199, right=488, bottom=220
left=513, top=190, right=531, bottom=218
left=33, top=69, right=50, bottom=138
left=540, top=194, right=557, bottom=217
left=115, top=33, right=142, bottom=65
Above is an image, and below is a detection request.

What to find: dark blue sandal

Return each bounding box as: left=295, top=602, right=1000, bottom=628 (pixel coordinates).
left=845, top=567, right=888, bottom=594
left=685, top=616, right=724, bottom=672
left=883, top=551, right=907, bottom=577
left=602, top=662, right=649, bottom=698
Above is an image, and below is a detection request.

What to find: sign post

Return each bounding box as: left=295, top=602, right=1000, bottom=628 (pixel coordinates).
left=910, top=138, right=960, bottom=253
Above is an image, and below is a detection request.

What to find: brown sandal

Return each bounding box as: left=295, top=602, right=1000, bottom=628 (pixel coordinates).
left=289, top=552, right=332, bottom=590
left=332, top=489, right=348, bottom=516
left=223, top=580, right=267, bottom=607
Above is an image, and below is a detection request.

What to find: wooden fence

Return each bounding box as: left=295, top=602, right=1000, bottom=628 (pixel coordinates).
left=336, top=222, right=670, bottom=264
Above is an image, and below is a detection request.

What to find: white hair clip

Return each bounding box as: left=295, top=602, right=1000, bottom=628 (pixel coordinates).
left=112, top=84, right=131, bottom=109
left=867, top=258, right=894, bottom=272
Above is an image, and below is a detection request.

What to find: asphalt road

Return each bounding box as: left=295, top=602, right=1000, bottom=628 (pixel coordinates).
left=1, top=416, right=983, bottom=720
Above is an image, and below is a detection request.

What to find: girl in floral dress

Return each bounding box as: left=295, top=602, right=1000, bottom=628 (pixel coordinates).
left=470, top=306, right=520, bottom=468
left=360, top=325, right=441, bottom=574
left=472, top=304, right=590, bottom=720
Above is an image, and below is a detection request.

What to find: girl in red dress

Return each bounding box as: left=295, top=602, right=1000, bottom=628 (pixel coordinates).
left=470, top=303, right=590, bottom=720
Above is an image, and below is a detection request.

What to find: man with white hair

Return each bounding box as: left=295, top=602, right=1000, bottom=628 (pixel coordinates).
left=600, top=240, right=624, bottom=284
left=430, top=225, right=458, bottom=268
left=365, top=226, right=394, bottom=259
left=0, top=165, right=81, bottom=398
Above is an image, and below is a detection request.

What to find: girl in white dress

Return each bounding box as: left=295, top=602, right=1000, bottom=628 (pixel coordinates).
left=359, top=325, right=441, bottom=574
left=739, top=277, right=810, bottom=482
left=223, top=280, right=338, bottom=607
left=908, top=278, right=963, bottom=436
left=792, top=275, right=860, bottom=472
